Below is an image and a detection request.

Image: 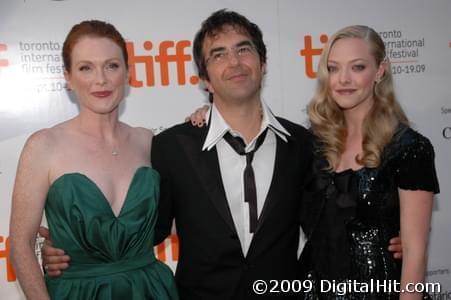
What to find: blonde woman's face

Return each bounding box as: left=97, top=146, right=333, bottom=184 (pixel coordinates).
left=327, top=37, right=384, bottom=115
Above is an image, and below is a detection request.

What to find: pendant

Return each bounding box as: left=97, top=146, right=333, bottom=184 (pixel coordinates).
left=112, top=150, right=119, bottom=156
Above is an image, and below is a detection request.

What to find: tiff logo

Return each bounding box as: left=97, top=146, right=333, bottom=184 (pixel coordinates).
left=299, top=34, right=329, bottom=79
left=156, top=234, right=179, bottom=262
left=0, top=44, right=9, bottom=67
left=126, top=40, right=198, bottom=88
left=0, top=235, right=16, bottom=282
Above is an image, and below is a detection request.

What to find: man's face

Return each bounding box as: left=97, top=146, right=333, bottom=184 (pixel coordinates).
left=202, top=26, right=265, bottom=105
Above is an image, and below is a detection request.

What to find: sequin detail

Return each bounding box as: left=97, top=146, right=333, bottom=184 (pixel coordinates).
left=299, top=126, right=439, bottom=299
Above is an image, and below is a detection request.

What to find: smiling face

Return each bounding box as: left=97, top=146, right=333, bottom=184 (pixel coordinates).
left=202, top=26, right=266, bottom=106
left=64, top=36, right=129, bottom=115
left=327, top=37, right=385, bottom=117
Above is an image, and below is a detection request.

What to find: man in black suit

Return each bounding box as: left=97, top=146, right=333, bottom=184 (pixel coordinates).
left=151, top=9, right=313, bottom=299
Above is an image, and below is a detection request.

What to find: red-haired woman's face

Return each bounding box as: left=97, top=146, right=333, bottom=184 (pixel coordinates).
left=65, top=36, right=128, bottom=115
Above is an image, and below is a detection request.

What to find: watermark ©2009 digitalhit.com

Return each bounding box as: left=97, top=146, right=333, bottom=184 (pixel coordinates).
left=252, top=279, right=441, bottom=296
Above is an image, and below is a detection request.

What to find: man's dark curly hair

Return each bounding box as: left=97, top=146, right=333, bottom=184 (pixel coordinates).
left=193, top=9, right=267, bottom=81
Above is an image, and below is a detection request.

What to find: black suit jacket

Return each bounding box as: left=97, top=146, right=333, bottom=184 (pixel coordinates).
left=152, top=118, right=313, bottom=299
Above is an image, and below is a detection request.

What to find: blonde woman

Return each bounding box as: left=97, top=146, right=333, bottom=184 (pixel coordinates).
left=299, top=25, right=439, bottom=299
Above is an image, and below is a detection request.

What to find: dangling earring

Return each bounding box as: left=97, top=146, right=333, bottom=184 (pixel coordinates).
left=374, top=77, right=382, bottom=86
left=373, top=78, right=381, bottom=96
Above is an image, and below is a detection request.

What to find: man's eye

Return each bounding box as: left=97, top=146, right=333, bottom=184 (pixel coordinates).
left=212, top=52, right=226, bottom=61
left=237, top=46, right=252, bottom=55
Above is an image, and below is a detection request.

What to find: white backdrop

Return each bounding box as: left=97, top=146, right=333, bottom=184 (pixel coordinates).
left=1, top=0, right=450, bottom=298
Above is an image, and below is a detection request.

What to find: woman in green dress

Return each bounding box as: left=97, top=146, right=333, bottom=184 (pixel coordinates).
left=10, top=20, right=178, bottom=300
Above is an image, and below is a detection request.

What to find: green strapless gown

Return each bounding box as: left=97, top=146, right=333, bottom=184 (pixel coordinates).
left=44, top=166, right=178, bottom=300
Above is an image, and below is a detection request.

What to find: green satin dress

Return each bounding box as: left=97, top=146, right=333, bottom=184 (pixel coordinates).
left=44, top=166, right=178, bottom=299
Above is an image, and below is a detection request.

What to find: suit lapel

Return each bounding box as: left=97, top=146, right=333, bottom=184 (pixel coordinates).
left=255, top=136, right=291, bottom=233
left=246, top=135, right=294, bottom=258
left=176, top=128, right=237, bottom=234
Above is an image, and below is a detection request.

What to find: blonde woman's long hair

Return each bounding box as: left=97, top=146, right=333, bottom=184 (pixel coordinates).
left=308, top=25, right=409, bottom=171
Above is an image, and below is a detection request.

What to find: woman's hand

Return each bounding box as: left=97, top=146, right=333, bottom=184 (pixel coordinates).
left=185, top=104, right=210, bottom=127
left=39, top=227, right=70, bottom=277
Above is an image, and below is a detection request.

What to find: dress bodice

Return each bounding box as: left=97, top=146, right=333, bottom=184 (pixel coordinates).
left=44, top=166, right=178, bottom=299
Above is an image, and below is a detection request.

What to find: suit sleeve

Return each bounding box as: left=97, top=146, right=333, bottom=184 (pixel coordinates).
left=152, top=133, right=175, bottom=245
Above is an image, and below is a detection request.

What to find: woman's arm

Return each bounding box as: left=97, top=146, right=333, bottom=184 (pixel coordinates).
left=399, top=189, right=433, bottom=300
left=9, top=130, right=53, bottom=300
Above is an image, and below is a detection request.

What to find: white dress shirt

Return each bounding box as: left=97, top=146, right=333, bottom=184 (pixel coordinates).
left=202, top=101, right=290, bottom=255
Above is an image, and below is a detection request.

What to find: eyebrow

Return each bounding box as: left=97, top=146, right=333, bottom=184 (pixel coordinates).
left=74, top=57, right=122, bottom=65
left=208, top=40, right=253, bottom=56
left=328, top=58, right=370, bottom=64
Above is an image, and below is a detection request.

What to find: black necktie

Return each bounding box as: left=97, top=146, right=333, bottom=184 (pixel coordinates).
left=223, top=129, right=268, bottom=233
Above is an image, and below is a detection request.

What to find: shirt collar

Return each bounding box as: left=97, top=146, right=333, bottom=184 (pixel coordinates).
left=202, top=100, right=290, bottom=151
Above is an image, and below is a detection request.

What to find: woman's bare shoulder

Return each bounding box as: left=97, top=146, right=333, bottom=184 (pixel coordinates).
left=24, top=128, right=55, bottom=152
left=127, top=124, right=153, bottom=144
left=24, top=119, right=76, bottom=155
left=123, top=125, right=153, bottom=160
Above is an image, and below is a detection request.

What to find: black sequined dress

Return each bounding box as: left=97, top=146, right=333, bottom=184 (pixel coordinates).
left=299, top=126, right=439, bottom=299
